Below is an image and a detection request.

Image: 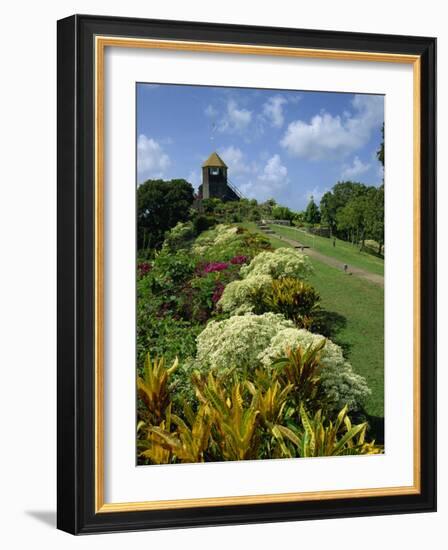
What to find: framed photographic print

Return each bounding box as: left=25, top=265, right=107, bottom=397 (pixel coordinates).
left=57, top=14, right=436, bottom=534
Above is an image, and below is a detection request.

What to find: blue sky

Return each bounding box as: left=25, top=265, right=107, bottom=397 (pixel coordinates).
left=137, top=83, right=384, bottom=210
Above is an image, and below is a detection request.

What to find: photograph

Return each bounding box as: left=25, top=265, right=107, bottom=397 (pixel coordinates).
left=135, top=83, right=385, bottom=465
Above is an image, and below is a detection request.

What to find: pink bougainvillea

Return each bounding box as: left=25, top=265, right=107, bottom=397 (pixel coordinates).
left=203, top=262, right=229, bottom=274
left=230, top=255, right=248, bottom=265
left=137, top=262, right=152, bottom=276
left=212, top=281, right=225, bottom=304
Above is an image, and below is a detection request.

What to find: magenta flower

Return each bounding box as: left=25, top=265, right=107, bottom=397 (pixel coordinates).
left=137, top=262, right=152, bottom=276
left=212, top=282, right=225, bottom=303
left=230, top=255, right=248, bottom=265
left=203, top=262, right=229, bottom=274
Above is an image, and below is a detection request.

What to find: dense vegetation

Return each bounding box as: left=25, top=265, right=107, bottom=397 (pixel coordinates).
left=137, top=219, right=383, bottom=464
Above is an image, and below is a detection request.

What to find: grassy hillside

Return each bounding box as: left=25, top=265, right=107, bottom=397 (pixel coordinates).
left=269, top=224, right=384, bottom=276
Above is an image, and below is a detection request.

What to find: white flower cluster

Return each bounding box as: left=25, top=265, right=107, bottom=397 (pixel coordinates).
left=240, top=247, right=313, bottom=280
left=195, top=314, right=370, bottom=412
left=258, top=327, right=370, bottom=411
left=213, top=225, right=239, bottom=245
left=218, top=274, right=272, bottom=314
left=192, top=224, right=238, bottom=255
left=163, top=221, right=195, bottom=250
left=195, top=313, right=294, bottom=377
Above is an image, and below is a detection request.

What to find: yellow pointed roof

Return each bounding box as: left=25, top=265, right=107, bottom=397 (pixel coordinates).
left=202, top=152, right=227, bottom=168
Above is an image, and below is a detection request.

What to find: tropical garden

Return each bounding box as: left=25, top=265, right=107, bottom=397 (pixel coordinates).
left=136, top=178, right=385, bottom=464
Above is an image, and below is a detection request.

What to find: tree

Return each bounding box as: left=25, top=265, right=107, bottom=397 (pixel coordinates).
left=320, top=192, right=337, bottom=236
left=259, top=198, right=277, bottom=218
left=377, top=123, right=384, bottom=167
left=272, top=205, right=294, bottom=222
left=364, top=186, right=384, bottom=255
left=137, top=178, right=194, bottom=250
left=304, top=196, right=321, bottom=224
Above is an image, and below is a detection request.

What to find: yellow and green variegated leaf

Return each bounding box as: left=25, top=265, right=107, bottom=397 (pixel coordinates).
left=332, top=423, right=366, bottom=455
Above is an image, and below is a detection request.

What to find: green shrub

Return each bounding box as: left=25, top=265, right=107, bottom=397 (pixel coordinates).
left=259, top=277, right=320, bottom=326
left=137, top=354, right=382, bottom=465
left=136, top=314, right=202, bottom=372
left=162, top=221, right=195, bottom=251
left=150, top=249, right=196, bottom=291
left=273, top=403, right=382, bottom=458
left=193, top=214, right=216, bottom=235
left=192, top=224, right=271, bottom=262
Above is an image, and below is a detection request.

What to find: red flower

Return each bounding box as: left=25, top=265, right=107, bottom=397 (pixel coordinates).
left=203, top=262, right=229, bottom=274
left=137, top=262, right=152, bottom=276
left=212, top=282, right=225, bottom=303
left=230, top=255, right=248, bottom=265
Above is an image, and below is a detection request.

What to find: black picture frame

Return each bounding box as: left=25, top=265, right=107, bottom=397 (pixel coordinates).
left=57, top=14, right=436, bottom=535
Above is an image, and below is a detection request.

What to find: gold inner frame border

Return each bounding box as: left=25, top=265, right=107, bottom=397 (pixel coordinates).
left=94, top=36, right=421, bottom=513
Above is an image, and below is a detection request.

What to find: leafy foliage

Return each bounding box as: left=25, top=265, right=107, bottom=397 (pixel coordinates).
left=137, top=352, right=381, bottom=465
left=304, top=196, right=321, bottom=224
left=137, top=178, right=194, bottom=250
left=259, top=327, right=371, bottom=412
left=271, top=340, right=325, bottom=407
left=258, top=277, right=320, bottom=327
left=150, top=403, right=213, bottom=463
left=196, top=374, right=261, bottom=461
left=162, top=221, right=196, bottom=251
left=137, top=354, right=179, bottom=424
left=274, top=403, right=382, bottom=458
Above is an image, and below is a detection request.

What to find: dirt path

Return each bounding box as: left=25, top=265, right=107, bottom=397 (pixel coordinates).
left=262, top=227, right=384, bottom=287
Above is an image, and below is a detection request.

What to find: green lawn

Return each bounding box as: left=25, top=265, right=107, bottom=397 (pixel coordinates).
left=243, top=222, right=384, bottom=429
left=269, top=224, right=384, bottom=276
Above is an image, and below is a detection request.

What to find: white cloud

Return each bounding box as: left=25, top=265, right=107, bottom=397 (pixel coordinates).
left=137, top=135, right=170, bottom=180
left=188, top=170, right=201, bottom=189
left=341, top=156, right=371, bottom=179
left=304, top=186, right=328, bottom=204
left=218, top=99, right=252, bottom=133
left=280, top=94, right=383, bottom=160
left=218, top=146, right=250, bottom=175
left=259, top=154, right=288, bottom=185
left=240, top=154, right=289, bottom=199
left=263, top=95, right=288, bottom=128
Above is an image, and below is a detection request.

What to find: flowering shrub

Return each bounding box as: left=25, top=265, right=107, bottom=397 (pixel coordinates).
left=163, top=221, right=195, bottom=251
left=137, top=262, right=152, bottom=277
left=230, top=255, right=248, bottom=265
left=192, top=224, right=237, bottom=256
left=211, top=281, right=225, bottom=303
left=213, top=224, right=240, bottom=245
left=240, top=247, right=313, bottom=280
left=203, top=262, right=229, bottom=274
left=258, top=328, right=370, bottom=412
left=194, top=313, right=295, bottom=378
left=217, top=274, right=273, bottom=315
left=192, top=224, right=271, bottom=262
left=193, top=315, right=369, bottom=412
